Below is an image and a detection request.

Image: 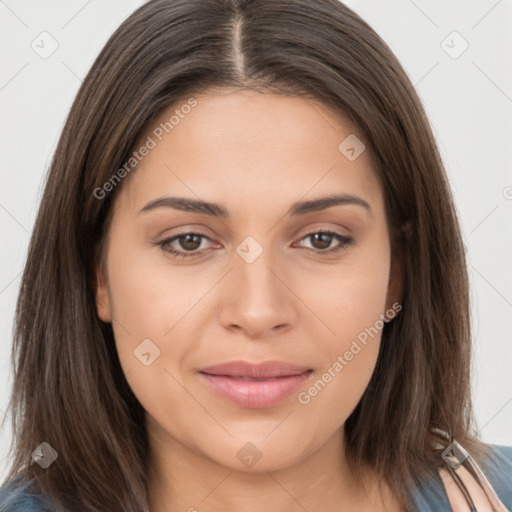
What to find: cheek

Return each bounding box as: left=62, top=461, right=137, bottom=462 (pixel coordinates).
left=105, top=234, right=197, bottom=332
left=304, top=250, right=391, bottom=346
left=102, top=238, right=176, bottom=370
left=104, top=236, right=216, bottom=383
left=296, top=252, right=390, bottom=415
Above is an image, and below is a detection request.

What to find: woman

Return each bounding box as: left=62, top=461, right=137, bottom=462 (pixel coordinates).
left=1, top=1, right=510, bottom=511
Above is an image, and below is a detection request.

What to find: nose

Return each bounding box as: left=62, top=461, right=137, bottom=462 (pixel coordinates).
left=217, top=245, right=298, bottom=339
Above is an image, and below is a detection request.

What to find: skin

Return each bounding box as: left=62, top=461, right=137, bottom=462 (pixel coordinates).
left=95, top=88, right=404, bottom=511
left=439, top=467, right=495, bottom=511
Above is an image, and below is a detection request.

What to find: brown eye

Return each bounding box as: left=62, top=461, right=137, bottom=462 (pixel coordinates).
left=309, top=232, right=334, bottom=250
left=297, top=230, right=353, bottom=254
left=157, top=232, right=213, bottom=259
left=177, top=234, right=203, bottom=251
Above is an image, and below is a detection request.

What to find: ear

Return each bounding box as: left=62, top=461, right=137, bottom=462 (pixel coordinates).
left=94, top=262, right=112, bottom=323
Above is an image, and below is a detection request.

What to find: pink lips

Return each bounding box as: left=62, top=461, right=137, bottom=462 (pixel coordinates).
left=198, top=360, right=313, bottom=408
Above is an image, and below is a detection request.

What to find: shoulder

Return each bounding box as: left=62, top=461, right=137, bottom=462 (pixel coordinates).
left=410, top=443, right=512, bottom=511
left=0, top=479, right=54, bottom=512
left=482, top=443, right=512, bottom=505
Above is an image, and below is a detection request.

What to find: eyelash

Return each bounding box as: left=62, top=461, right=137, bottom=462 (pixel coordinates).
left=155, top=230, right=354, bottom=259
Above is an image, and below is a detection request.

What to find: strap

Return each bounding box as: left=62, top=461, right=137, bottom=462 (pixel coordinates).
left=439, top=440, right=509, bottom=511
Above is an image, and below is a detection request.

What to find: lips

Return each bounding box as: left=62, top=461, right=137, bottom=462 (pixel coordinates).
left=199, top=360, right=312, bottom=378
left=198, top=360, right=313, bottom=408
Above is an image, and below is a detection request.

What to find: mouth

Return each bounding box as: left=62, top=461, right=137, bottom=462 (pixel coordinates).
left=197, top=361, right=313, bottom=408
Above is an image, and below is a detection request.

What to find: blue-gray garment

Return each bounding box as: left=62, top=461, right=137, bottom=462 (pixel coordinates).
left=410, top=444, right=512, bottom=510
left=1, top=444, right=511, bottom=511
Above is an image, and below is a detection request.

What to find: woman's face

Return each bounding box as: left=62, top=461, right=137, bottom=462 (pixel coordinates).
left=95, top=88, right=401, bottom=472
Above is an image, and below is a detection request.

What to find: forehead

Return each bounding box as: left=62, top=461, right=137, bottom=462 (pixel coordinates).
left=116, top=89, right=384, bottom=219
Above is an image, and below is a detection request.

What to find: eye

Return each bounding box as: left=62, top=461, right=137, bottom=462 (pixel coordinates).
left=295, top=230, right=353, bottom=254
left=156, top=232, right=215, bottom=259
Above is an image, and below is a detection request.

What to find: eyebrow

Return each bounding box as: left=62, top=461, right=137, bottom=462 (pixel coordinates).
left=138, top=193, right=372, bottom=218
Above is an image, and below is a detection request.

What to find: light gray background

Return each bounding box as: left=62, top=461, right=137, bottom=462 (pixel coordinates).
left=1, top=0, right=511, bottom=481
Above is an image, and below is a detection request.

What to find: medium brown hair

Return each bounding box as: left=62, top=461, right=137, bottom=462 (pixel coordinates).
left=1, top=0, right=490, bottom=510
